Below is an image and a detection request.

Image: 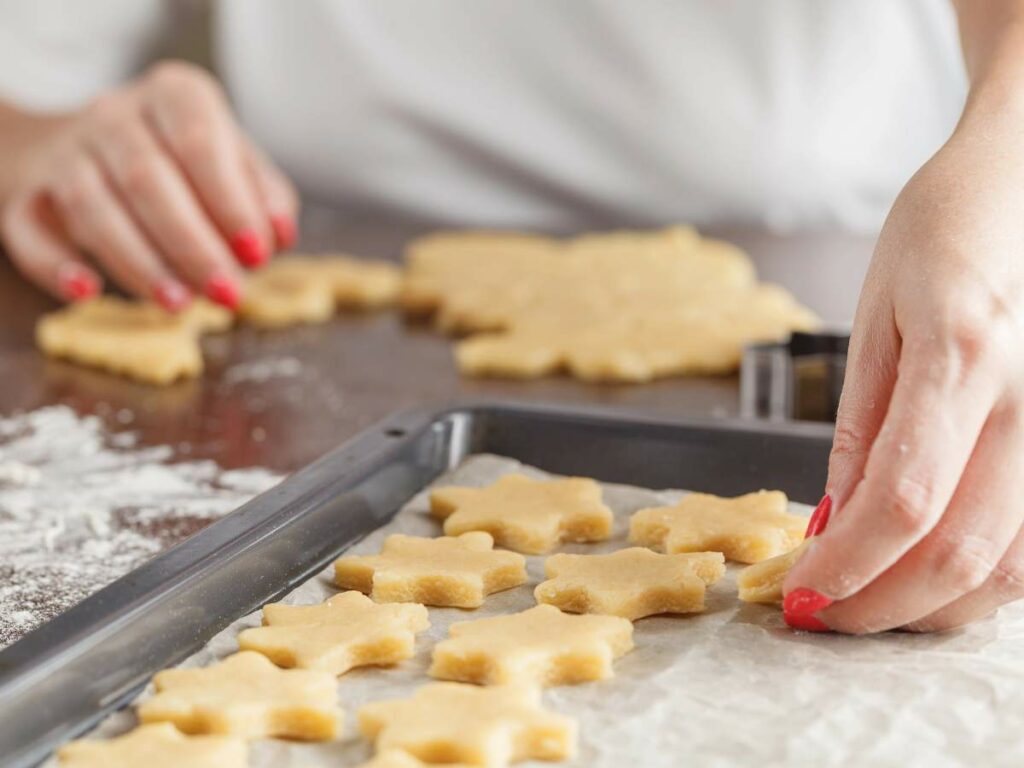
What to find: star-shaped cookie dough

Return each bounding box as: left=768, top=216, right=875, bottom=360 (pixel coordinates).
left=36, top=297, right=231, bottom=385
left=358, top=682, right=577, bottom=766
left=240, top=255, right=400, bottom=328
left=429, top=474, right=613, bottom=554
left=738, top=539, right=812, bottom=604
left=137, top=651, right=342, bottom=740
left=334, top=532, right=527, bottom=608
left=358, top=750, right=474, bottom=768
left=237, top=591, right=429, bottom=675
left=57, top=723, right=246, bottom=768
left=534, top=547, right=726, bottom=620
left=629, top=490, right=805, bottom=563
left=429, top=604, right=633, bottom=687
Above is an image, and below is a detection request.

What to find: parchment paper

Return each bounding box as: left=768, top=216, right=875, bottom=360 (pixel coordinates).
left=65, top=454, right=1024, bottom=767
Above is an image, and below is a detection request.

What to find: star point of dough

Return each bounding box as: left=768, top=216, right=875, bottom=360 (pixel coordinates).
left=429, top=604, right=634, bottom=687
left=35, top=297, right=231, bottom=385
left=240, top=254, right=401, bottom=328
left=738, top=539, right=812, bottom=604
left=57, top=723, right=247, bottom=768
left=237, top=591, right=429, bottom=675
left=334, top=532, right=527, bottom=608
left=137, top=651, right=342, bottom=740
left=534, top=547, right=726, bottom=620
left=358, top=682, right=577, bottom=766
left=629, top=490, right=805, bottom=563
left=430, top=474, right=613, bottom=554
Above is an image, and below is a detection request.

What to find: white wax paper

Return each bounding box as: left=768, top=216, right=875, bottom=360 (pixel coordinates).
left=60, top=454, right=1024, bottom=767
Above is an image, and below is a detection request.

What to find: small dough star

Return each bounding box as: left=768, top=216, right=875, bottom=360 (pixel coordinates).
left=358, top=750, right=474, bottom=768
left=430, top=474, right=613, bottom=554
left=137, top=651, right=342, bottom=740
left=57, top=723, right=246, bottom=768
left=237, top=591, right=429, bottom=675
left=534, top=547, right=726, bottom=620
left=358, top=682, right=577, bottom=765
left=629, top=490, right=805, bottom=563
left=738, top=539, right=812, bottom=604
left=334, top=532, right=526, bottom=608
left=429, top=604, right=633, bottom=687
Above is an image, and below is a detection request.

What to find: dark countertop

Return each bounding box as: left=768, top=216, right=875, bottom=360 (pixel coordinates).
left=0, top=217, right=871, bottom=474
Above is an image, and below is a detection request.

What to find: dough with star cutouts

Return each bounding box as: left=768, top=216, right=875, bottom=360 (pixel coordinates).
left=57, top=723, right=246, bottom=768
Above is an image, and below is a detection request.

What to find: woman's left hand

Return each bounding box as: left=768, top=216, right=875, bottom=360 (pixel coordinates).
left=782, top=103, right=1024, bottom=633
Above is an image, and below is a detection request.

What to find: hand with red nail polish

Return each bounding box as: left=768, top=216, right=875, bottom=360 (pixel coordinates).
left=205, top=272, right=241, bottom=310
left=271, top=215, right=297, bottom=250
left=0, top=61, right=298, bottom=305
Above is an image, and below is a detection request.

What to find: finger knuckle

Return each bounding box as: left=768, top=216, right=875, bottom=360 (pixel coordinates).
left=883, top=474, right=937, bottom=535
left=932, top=536, right=998, bottom=594
left=52, top=173, right=95, bottom=219
left=990, top=558, right=1024, bottom=599
left=120, top=156, right=162, bottom=198
left=174, top=123, right=212, bottom=165
left=84, top=90, right=131, bottom=124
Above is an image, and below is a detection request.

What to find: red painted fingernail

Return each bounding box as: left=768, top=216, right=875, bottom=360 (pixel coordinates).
left=57, top=264, right=100, bottom=302
left=154, top=280, right=192, bottom=313
left=804, top=494, right=832, bottom=537
left=783, top=587, right=833, bottom=617
left=230, top=229, right=268, bottom=268
left=271, top=215, right=296, bottom=250
left=784, top=611, right=830, bottom=632
left=204, top=272, right=240, bottom=310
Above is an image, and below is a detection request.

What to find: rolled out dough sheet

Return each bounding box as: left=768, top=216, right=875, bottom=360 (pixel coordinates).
left=56, top=455, right=1024, bottom=768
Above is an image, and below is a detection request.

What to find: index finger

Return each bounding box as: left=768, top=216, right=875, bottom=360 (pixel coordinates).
left=784, top=332, right=999, bottom=606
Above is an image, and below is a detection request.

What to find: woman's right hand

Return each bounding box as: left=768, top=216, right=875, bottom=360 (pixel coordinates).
left=0, top=60, right=299, bottom=310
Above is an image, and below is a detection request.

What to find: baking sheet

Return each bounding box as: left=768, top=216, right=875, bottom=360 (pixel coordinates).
left=59, top=454, right=1024, bottom=767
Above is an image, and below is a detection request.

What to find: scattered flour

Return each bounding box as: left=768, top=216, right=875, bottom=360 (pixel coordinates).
left=0, top=406, right=283, bottom=649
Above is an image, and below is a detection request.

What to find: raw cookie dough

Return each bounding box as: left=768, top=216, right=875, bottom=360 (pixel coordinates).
left=629, top=490, right=805, bottom=563
left=36, top=297, right=231, bottom=385
left=402, top=226, right=818, bottom=381
left=430, top=474, right=613, bottom=555
left=359, top=751, right=474, bottom=768
left=334, top=532, right=527, bottom=608
left=57, top=723, right=246, bottom=768
left=137, top=651, right=342, bottom=740
left=237, top=591, right=429, bottom=675
left=240, top=254, right=401, bottom=328
left=737, top=539, right=812, bottom=604
left=429, top=604, right=633, bottom=687
left=359, top=682, right=577, bottom=766
left=534, top=547, right=726, bottom=619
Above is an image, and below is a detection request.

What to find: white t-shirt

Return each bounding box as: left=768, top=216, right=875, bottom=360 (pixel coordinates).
left=0, top=0, right=966, bottom=232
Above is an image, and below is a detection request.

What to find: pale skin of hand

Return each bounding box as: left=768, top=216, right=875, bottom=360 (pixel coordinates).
left=784, top=0, right=1024, bottom=633
left=0, top=61, right=298, bottom=310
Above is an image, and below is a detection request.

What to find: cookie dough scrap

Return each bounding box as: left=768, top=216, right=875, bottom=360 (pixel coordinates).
left=334, top=532, right=527, bottom=608
left=359, top=682, right=577, bottom=766
left=36, top=297, right=231, bottom=385
left=630, top=490, right=806, bottom=564
left=738, top=539, right=812, bottom=604
left=359, top=750, right=475, bottom=768
left=534, top=547, right=726, bottom=620
left=237, top=591, right=429, bottom=675
left=429, top=604, right=633, bottom=687
left=137, top=651, right=342, bottom=740
left=57, top=723, right=246, bottom=768
left=430, top=474, right=613, bottom=555
left=240, top=254, right=401, bottom=328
